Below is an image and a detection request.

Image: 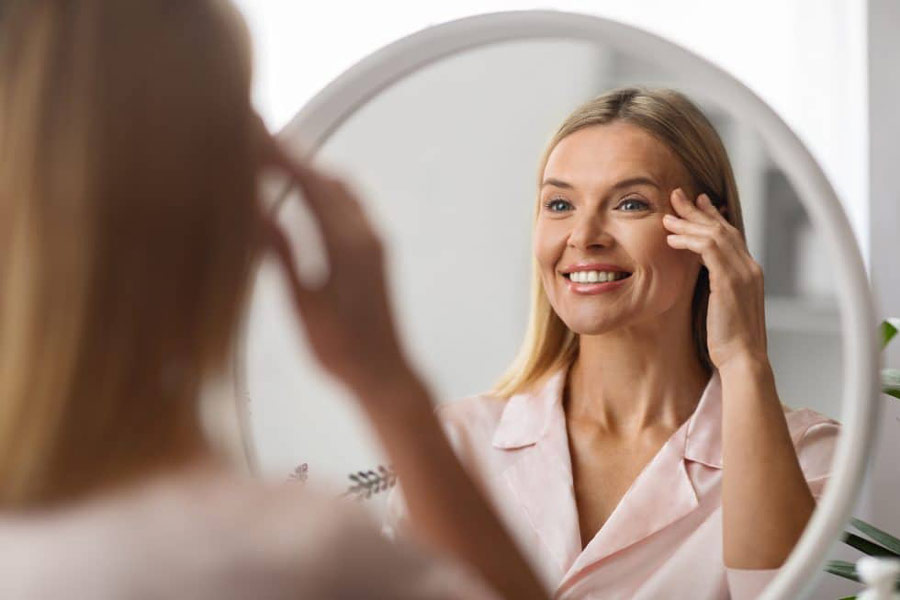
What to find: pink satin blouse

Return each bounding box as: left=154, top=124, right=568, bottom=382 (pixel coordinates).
left=387, top=369, right=839, bottom=600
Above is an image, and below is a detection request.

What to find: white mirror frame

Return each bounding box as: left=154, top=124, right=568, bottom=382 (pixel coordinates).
left=236, top=10, right=879, bottom=599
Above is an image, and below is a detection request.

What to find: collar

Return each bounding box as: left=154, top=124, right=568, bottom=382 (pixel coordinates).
left=491, top=370, right=568, bottom=449
left=491, top=366, right=724, bottom=469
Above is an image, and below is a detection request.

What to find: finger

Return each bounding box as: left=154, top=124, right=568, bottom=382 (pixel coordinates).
left=666, top=233, right=730, bottom=272
left=263, top=137, right=375, bottom=257
left=668, top=230, right=762, bottom=291
left=670, top=188, right=717, bottom=225
left=697, top=193, right=731, bottom=225
left=662, top=214, right=717, bottom=237
left=695, top=194, right=756, bottom=262
left=671, top=193, right=751, bottom=261
left=263, top=216, right=326, bottom=314
left=306, top=174, right=382, bottom=262
left=665, top=207, right=744, bottom=263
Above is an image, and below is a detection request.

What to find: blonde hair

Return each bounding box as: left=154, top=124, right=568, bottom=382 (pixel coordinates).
left=492, top=87, right=745, bottom=398
left=0, top=0, right=260, bottom=508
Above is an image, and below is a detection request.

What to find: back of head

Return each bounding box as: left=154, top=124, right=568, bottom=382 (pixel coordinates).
left=493, top=87, right=744, bottom=398
left=0, top=0, right=259, bottom=507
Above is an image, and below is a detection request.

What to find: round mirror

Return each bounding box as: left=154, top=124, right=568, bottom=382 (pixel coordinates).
left=235, top=11, right=878, bottom=599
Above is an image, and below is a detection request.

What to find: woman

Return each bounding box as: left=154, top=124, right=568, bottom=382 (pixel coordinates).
left=388, top=88, right=838, bottom=600
left=0, top=1, right=549, bottom=598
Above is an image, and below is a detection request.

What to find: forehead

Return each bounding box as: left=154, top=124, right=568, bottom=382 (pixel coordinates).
left=543, top=121, right=686, bottom=188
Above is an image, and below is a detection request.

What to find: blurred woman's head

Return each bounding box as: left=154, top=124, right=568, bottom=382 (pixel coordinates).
left=0, top=0, right=260, bottom=507
left=494, top=87, right=744, bottom=398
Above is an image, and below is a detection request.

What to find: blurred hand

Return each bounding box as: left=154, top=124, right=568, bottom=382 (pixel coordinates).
left=260, top=131, right=412, bottom=396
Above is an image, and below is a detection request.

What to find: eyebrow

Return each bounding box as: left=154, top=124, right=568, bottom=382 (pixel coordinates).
left=540, top=176, right=661, bottom=191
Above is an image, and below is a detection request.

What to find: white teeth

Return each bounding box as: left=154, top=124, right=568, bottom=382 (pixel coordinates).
left=568, top=270, right=627, bottom=284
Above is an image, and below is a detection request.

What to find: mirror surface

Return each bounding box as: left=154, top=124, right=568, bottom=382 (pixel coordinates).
left=243, top=39, right=843, bottom=493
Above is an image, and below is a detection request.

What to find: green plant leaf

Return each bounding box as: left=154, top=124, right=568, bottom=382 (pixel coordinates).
left=838, top=596, right=857, bottom=600
left=843, top=532, right=900, bottom=557
left=826, top=560, right=860, bottom=583
left=851, top=518, right=900, bottom=555
left=882, top=318, right=900, bottom=349
left=883, top=368, right=900, bottom=400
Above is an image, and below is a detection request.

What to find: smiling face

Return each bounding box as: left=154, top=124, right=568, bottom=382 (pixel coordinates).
left=535, top=121, right=702, bottom=337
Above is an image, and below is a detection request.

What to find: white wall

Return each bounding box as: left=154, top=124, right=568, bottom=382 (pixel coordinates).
left=867, top=0, right=900, bottom=549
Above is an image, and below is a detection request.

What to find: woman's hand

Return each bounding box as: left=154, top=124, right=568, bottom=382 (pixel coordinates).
left=662, top=188, right=768, bottom=372
left=260, top=133, right=412, bottom=396
left=663, top=189, right=818, bottom=569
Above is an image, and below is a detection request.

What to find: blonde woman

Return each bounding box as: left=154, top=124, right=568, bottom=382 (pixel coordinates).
left=0, top=1, right=550, bottom=598
left=388, top=88, right=839, bottom=600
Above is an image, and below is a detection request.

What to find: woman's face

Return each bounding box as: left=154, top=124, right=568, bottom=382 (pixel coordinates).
left=535, top=121, right=702, bottom=336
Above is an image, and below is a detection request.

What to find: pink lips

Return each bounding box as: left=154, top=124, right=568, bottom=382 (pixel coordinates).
left=565, top=277, right=629, bottom=295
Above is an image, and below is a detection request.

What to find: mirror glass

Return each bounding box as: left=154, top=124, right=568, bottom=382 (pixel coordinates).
left=241, top=39, right=842, bottom=511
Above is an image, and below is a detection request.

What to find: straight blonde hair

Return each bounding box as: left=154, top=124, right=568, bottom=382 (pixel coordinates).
left=0, top=0, right=260, bottom=508
left=492, top=88, right=745, bottom=398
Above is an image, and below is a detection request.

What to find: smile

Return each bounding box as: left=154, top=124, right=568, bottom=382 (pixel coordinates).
left=563, top=270, right=630, bottom=284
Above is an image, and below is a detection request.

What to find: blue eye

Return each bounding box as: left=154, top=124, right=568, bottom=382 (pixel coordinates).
left=617, top=197, right=649, bottom=212
left=544, top=198, right=572, bottom=212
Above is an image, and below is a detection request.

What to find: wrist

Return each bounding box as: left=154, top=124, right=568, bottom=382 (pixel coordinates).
left=349, top=366, right=430, bottom=412
left=717, top=351, right=772, bottom=382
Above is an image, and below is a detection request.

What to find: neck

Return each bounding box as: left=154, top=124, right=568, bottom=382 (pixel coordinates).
left=566, top=308, right=709, bottom=436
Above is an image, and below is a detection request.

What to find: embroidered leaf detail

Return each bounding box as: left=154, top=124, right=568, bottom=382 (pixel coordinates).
left=343, top=465, right=397, bottom=501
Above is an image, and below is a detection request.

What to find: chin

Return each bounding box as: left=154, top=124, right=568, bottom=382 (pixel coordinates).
left=559, top=313, right=625, bottom=337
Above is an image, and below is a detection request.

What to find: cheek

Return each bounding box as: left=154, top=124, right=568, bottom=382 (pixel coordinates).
left=533, top=221, right=565, bottom=273
left=628, top=223, right=698, bottom=293
left=643, top=231, right=699, bottom=297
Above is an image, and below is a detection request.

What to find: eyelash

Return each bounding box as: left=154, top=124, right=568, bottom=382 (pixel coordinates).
left=617, top=197, right=649, bottom=211
left=544, top=198, right=572, bottom=212
left=542, top=196, right=650, bottom=213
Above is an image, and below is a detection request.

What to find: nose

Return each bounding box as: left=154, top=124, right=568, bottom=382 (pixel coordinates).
left=567, top=212, right=614, bottom=250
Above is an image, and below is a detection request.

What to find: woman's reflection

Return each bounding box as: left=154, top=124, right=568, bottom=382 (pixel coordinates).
left=388, top=88, right=838, bottom=600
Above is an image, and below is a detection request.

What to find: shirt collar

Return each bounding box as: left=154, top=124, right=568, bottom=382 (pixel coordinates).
left=491, top=366, right=724, bottom=469
left=491, top=370, right=567, bottom=449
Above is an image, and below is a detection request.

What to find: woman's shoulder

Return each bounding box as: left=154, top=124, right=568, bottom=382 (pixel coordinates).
left=0, top=467, right=390, bottom=599
left=781, top=407, right=841, bottom=494
left=782, top=405, right=841, bottom=443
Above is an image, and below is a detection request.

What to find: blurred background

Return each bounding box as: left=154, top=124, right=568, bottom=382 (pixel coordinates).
left=232, top=2, right=899, bottom=598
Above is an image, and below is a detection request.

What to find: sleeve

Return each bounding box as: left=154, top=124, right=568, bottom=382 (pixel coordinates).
left=794, top=418, right=841, bottom=500
left=725, top=414, right=841, bottom=600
